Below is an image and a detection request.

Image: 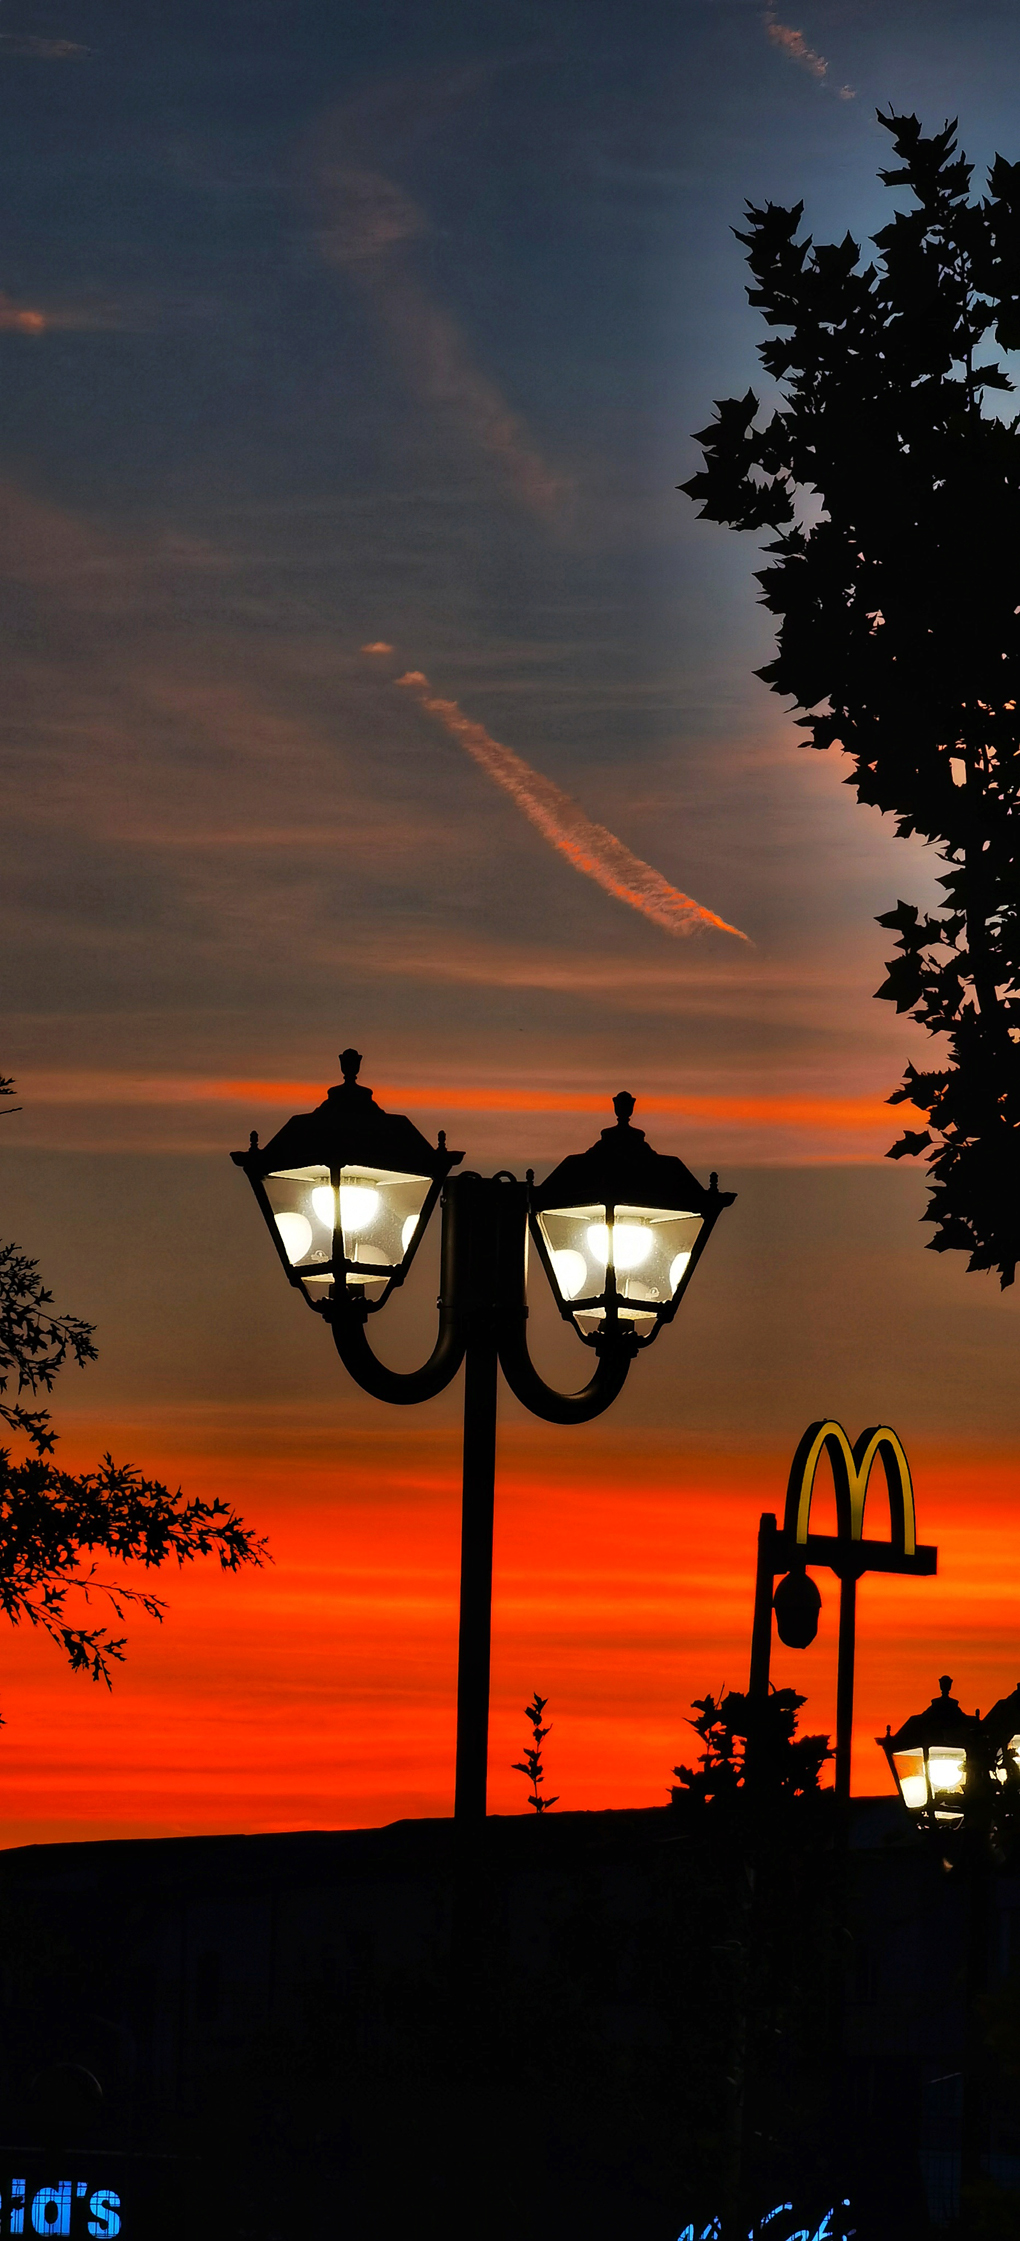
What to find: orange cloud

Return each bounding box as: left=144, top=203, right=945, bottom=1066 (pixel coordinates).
left=0, top=292, right=145, bottom=333
left=394, top=668, right=749, bottom=941
left=763, top=8, right=854, bottom=96
left=0, top=294, right=46, bottom=332
left=14, top=1071, right=927, bottom=1133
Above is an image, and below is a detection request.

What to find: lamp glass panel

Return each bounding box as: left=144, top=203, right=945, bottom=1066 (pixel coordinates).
left=263, top=1163, right=432, bottom=1300
left=891, top=1749, right=927, bottom=1814
left=537, top=1201, right=703, bottom=1335
left=928, top=1745, right=967, bottom=1797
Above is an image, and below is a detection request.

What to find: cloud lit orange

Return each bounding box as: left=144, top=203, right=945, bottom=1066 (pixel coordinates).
left=14, top=1071, right=926, bottom=1133
left=0, top=294, right=47, bottom=333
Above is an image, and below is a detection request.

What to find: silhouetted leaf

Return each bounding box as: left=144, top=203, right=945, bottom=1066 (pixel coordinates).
left=888, top=1130, right=933, bottom=1159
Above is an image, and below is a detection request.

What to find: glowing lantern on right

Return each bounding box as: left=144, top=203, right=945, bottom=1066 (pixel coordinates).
left=879, top=1675, right=983, bottom=1831
left=530, top=1091, right=734, bottom=1347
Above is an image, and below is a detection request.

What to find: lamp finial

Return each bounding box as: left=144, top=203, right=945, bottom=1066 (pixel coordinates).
left=939, top=1674, right=953, bottom=1698
left=613, top=1090, right=635, bottom=1125
left=339, top=1048, right=362, bottom=1084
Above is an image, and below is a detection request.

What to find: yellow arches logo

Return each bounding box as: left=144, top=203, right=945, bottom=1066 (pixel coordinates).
left=752, top=1418, right=934, bottom=1806
left=783, top=1420, right=916, bottom=1556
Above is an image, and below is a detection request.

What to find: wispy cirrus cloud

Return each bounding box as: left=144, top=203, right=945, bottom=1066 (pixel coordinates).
left=763, top=6, right=854, bottom=98
left=391, top=664, right=748, bottom=943
left=0, top=293, right=46, bottom=332
left=0, top=291, right=126, bottom=333
left=316, top=167, right=565, bottom=515
left=306, top=77, right=568, bottom=520
left=0, top=290, right=210, bottom=336
left=0, top=31, right=90, bottom=56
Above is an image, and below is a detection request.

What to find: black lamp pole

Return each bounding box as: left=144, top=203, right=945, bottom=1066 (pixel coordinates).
left=234, top=1054, right=733, bottom=1822
left=455, top=1181, right=500, bottom=1823
left=326, top=1166, right=636, bottom=1820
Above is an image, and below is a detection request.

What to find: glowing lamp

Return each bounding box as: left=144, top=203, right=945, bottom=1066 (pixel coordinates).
left=530, top=1090, right=734, bottom=1346
left=879, top=1675, right=983, bottom=1832
left=231, top=1048, right=461, bottom=1312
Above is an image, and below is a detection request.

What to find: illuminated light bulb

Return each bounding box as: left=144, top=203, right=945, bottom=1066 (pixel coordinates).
left=347, top=1243, right=388, bottom=1280
left=551, top=1247, right=587, bottom=1300
left=401, top=1214, right=419, bottom=1253
left=669, top=1250, right=691, bottom=1293
left=311, top=1185, right=335, bottom=1228
left=339, top=1183, right=381, bottom=1233
left=275, top=1211, right=312, bottom=1265
left=586, top=1221, right=652, bottom=1273
left=928, top=1747, right=966, bottom=1794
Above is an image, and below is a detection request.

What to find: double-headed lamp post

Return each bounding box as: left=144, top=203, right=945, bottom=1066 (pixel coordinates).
left=233, top=1049, right=734, bottom=1820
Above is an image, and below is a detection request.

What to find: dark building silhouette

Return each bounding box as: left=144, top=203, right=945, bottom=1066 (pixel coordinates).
left=2, top=1801, right=1018, bottom=2238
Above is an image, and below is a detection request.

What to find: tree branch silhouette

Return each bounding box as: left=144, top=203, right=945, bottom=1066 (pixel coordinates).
left=0, top=1077, right=267, bottom=1709
left=682, top=111, right=1020, bottom=1284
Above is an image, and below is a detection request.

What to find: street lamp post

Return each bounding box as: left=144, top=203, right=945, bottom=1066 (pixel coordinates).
left=880, top=1676, right=1020, bottom=2210
left=233, top=1050, right=734, bottom=1820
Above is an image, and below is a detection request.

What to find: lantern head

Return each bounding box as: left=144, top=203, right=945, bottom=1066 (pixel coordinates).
left=232, top=1049, right=462, bottom=1312
left=879, top=1675, right=983, bottom=1831
left=530, top=1091, right=734, bottom=1346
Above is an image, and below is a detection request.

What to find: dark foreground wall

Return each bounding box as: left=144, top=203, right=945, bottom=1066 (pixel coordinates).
left=1, top=1801, right=1017, bottom=2239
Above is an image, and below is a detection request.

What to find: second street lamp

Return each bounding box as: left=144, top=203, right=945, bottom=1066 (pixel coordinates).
left=233, top=1050, right=735, bottom=1820
left=880, top=1676, right=1020, bottom=1837
left=881, top=1676, right=984, bottom=1833
left=880, top=1673, right=1020, bottom=2211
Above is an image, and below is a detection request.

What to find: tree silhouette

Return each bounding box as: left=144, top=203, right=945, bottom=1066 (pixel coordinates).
left=0, top=1076, right=267, bottom=1707
left=682, top=111, right=1020, bottom=1284
left=670, top=1686, right=831, bottom=1808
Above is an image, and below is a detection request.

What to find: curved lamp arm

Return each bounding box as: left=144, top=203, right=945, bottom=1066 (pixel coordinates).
left=324, top=1168, right=637, bottom=1421
left=325, top=1183, right=467, bottom=1405
left=494, top=1179, right=636, bottom=1424
left=496, top=1316, right=635, bottom=1424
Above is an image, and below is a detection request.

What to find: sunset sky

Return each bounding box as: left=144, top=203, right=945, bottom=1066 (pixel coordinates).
left=4, top=0, right=1020, bottom=1845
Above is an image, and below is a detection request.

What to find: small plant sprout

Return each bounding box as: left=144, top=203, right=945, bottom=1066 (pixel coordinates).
left=513, top=1691, right=558, bottom=1812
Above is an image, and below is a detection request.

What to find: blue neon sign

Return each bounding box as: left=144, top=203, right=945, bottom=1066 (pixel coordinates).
left=1, top=2181, right=121, bottom=2237
left=677, top=2202, right=854, bottom=2241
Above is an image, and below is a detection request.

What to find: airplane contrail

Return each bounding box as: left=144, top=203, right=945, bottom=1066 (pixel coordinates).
left=389, top=665, right=749, bottom=943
